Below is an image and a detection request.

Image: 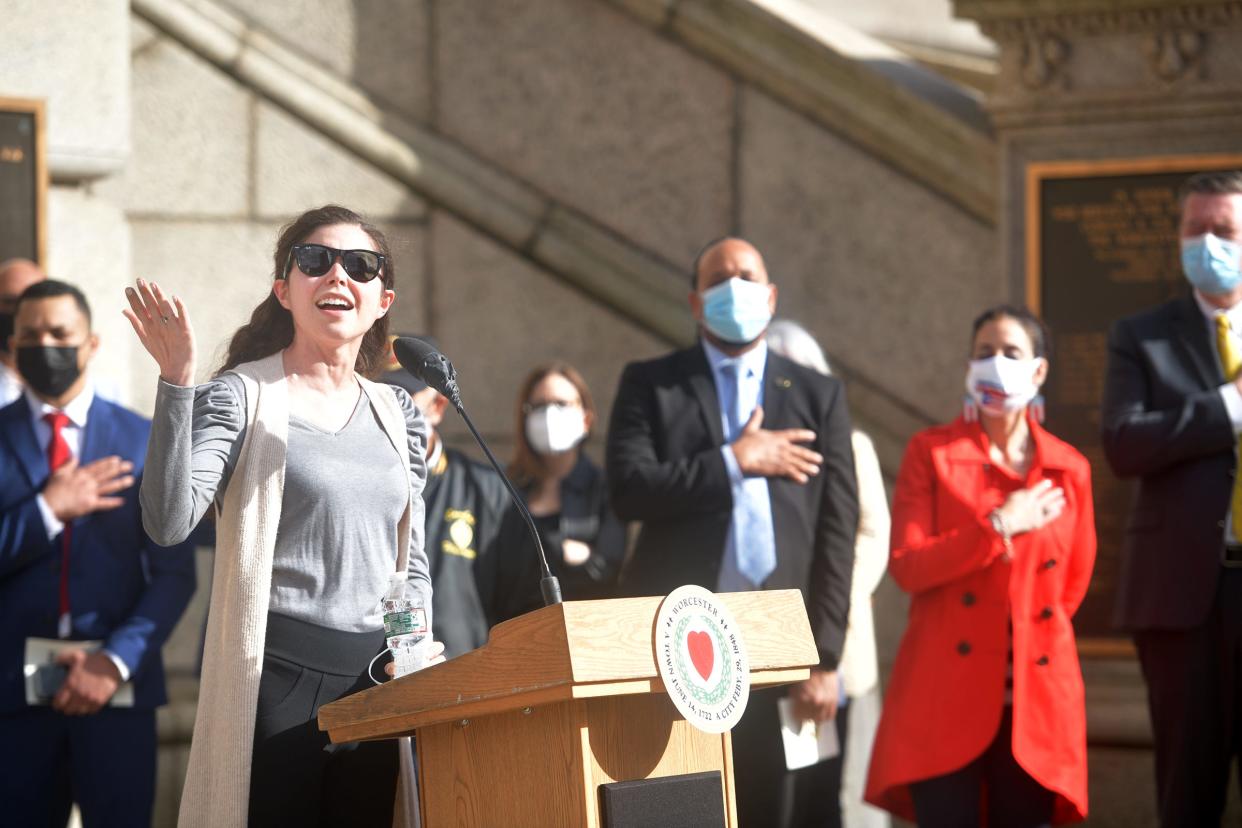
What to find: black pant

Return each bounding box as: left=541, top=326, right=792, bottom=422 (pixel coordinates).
left=1135, top=567, right=1242, bottom=828
left=909, top=707, right=1054, bottom=828
left=731, top=686, right=848, bottom=828
left=248, top=613, right=397, bottom=827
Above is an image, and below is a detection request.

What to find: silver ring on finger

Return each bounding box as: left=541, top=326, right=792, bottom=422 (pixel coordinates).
left=160, top=315, right=169, bottom=324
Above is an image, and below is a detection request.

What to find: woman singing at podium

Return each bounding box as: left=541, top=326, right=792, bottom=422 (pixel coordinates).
left=125, top=205, right=442, bottom=827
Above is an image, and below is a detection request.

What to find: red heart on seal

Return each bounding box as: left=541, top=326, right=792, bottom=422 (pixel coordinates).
left=687, top=630, right=714, bottom=680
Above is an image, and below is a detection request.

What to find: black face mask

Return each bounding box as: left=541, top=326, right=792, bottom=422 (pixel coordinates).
left=0, top=312, right=12, bottom=354
left=16, top=346, right=82, bottom=398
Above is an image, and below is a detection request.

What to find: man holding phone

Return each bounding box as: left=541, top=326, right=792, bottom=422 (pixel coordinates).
left=0, top=280, right=196, bottom=826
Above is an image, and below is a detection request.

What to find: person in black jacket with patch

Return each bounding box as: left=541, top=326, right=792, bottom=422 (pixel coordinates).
left=381, top=340, right=539, bottom=659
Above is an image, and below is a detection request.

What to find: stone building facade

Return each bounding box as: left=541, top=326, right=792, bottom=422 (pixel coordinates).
left=6, top=0, right=1241, bottom=824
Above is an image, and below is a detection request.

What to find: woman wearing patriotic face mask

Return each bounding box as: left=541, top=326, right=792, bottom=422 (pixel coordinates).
left=865, top=305, right=1097, bottom=827
left=508, top=363, right=625, bottom=601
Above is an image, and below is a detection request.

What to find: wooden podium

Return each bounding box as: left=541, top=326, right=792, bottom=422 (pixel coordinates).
left=319, top=590, right=818, bottom=827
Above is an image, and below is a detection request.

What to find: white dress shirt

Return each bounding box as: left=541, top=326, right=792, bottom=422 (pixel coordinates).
left=1195, top=290, right=1242, bottom=427
left=703, top=338, right=768, bottom=478
left=24, top=383, right=130, bottom=679
left=27, top=383, right=94, bottom=540
left=702, top=338, right=773, bottom=592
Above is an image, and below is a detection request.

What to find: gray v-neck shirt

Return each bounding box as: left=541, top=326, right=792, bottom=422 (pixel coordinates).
left=141, top=373, right=431, bottom=632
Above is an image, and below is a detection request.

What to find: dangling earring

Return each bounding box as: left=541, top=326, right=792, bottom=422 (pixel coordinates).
left=962, top=395, right=979, bottom=423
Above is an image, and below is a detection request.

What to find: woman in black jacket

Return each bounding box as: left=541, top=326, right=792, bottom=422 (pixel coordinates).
left=508, top=362, right=625, bottom=600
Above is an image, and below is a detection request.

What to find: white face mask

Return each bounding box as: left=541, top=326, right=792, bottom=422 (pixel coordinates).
left=525, top=404, right=587, bottom=455
left=965, top=355, right=1042, bottom=415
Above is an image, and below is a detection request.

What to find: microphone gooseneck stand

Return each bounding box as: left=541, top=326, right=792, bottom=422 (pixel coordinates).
left=451, top=399, right=563, bottom=607
left=394, top=338, right=562, bottom=606
left=387, top=342, right=563, bottom=828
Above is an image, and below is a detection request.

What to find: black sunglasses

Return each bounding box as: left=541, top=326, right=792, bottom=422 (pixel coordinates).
left=283, top=243, right=386, bottom=283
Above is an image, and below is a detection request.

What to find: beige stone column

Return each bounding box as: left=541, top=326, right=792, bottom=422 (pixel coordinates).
left=0, top=1, right=135, bottom=398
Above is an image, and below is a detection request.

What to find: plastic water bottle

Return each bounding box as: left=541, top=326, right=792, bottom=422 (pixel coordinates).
left=382, top=572, right=429, bottom=678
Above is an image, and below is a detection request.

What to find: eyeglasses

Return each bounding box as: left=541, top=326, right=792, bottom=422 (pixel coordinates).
left=283, top=243, right=386, bottom=283
left=522, top=400, right=581, bottom=414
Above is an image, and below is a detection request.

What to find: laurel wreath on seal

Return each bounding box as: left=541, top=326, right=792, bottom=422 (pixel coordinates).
left=675, top=614, right=733, bottom=706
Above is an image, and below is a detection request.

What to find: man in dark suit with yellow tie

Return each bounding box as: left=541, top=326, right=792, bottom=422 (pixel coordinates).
left=1102, top=170, right=1242, bottom=827
left=606, top=237, right=858, bottom=827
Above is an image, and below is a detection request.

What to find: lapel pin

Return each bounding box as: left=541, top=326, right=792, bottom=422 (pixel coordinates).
left=777, top=376, right=792, bottom=389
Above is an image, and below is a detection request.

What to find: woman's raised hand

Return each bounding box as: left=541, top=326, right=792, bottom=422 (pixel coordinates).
left=122, top=279, right=196, bottom=387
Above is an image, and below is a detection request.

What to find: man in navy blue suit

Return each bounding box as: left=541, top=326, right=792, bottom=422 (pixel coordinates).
left=0, top=280, right=196, bottom=827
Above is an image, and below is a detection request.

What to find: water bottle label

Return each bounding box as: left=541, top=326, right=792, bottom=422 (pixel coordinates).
left=384, top=607, right=428, bottom=638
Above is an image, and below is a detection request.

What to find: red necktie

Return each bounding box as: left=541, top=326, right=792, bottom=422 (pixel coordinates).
left=44, top=412, right=73, bottom=638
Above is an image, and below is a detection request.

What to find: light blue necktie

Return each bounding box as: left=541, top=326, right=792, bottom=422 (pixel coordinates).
left=721, top=361, right=777, bottom=586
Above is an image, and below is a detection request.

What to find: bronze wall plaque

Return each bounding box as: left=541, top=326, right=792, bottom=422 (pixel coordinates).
left=1026, top=154, right=1242, bottom=654
left=0, top=98, right=47, bottom=266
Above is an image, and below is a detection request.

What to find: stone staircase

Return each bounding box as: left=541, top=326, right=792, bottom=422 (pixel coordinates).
left=131, top=0, right=1000, bottom=480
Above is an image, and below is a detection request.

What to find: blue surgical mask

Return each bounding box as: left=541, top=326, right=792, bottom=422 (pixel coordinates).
left=700, top=278, right=773, bottom=345
left=1182, top=233, right=1242, bottom=296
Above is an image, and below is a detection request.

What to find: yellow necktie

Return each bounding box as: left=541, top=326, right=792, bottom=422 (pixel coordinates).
left=1216, top=314, right=1242, bottom=537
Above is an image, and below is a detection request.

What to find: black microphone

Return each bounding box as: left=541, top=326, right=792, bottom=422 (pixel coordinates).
left=393, top=337, right=563, bottom=607
left=393, top=337, right=463, bottom=410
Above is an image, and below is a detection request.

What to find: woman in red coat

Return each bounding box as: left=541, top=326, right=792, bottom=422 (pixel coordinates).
left=865, top=306, right=1095, bottom=827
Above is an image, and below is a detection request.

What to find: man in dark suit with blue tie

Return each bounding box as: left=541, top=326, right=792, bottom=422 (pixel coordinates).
left=607, top=238, right=859, bottom=827
left=0, top=280, right=196, bottom=827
